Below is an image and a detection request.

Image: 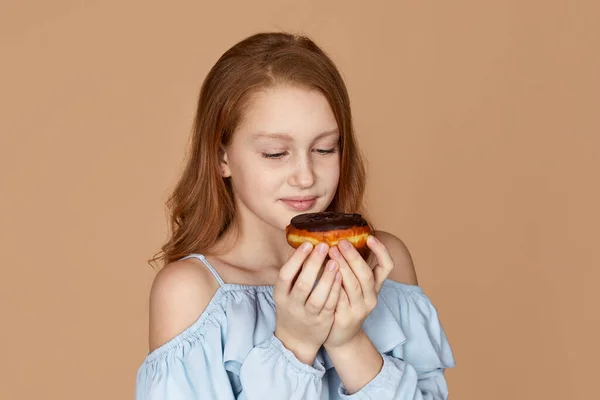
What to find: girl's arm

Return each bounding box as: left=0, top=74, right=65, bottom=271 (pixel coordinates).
left=322, top=232, right=455, bottom=399
left=326, top=328, right=451, bottom=400
left=136, top=261, right=329, bottom=400
left=137, top=331, right=328, bottom=400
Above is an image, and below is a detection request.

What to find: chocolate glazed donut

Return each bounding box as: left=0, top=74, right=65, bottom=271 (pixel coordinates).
left=285, top=212, right=371, bottom=258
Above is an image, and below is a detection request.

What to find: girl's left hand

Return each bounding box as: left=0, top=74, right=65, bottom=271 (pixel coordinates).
left=323, top=235, right=395, bottom=349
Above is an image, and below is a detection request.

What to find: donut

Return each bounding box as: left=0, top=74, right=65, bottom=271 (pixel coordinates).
left=285, top=212, right=371, bottom=257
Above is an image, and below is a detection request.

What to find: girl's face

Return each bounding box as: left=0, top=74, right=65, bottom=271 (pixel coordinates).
left=221, top=84, right=341, bottom=233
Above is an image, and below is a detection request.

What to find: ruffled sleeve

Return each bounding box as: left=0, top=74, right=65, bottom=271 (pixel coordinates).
left=135, top=287, right=327, bottom=400
left=239, top=334, right=326, bottom=398
left=334, top=280, right=456, bottom=399
left=135, top=323, right=235, bottom=400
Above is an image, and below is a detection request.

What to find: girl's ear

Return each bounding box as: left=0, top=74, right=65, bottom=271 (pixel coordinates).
left=219, top=146, right=231, bottom=178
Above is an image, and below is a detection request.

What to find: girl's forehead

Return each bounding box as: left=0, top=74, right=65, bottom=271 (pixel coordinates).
left=237, top=86, right=339, bottom=141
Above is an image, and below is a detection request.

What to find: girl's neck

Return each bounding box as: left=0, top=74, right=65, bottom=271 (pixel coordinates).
left=211, top=220, right=295, bottom=272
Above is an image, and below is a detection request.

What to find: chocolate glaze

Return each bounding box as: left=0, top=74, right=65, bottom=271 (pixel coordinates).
left=289, top=212, right=368, bottom=232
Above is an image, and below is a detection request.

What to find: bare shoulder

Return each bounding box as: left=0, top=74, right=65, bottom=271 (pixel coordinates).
left=148, top=257, right=221, bottom=353
left=373, top=230, right=419, bottom=285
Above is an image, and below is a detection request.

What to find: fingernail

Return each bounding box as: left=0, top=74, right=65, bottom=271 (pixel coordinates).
left=340, top=240, right=352, bottom=250
left=335, top=272, right=341, bottom=281
left=301, top=242, right=312, bottom=252
left=328, top=260, right=337, bottom=271
left=317, top=243, right=329, bottom=254
left=367, top=236, right=378, bottom=246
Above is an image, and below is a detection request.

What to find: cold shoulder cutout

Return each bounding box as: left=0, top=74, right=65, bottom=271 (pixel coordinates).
left=135, top=254, right=455, bottom=399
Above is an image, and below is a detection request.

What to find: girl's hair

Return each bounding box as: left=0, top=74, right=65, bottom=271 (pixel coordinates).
left=149, top=31, right=372, bottom=270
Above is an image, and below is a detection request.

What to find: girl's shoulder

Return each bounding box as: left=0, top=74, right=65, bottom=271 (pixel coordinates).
left=371, top=230, right=419, bottom=285
left=147, top=257, right=222, bottom=353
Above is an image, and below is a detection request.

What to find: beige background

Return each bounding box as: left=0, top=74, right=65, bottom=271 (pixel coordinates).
left=1, top=1, right=598, bottom=399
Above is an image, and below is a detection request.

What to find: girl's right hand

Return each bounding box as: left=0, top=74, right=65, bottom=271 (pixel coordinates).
left=274, top=242, right=342, bottom=365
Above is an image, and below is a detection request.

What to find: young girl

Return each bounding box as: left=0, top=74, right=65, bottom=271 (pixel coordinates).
left=135, top=32, right=455, bottom=399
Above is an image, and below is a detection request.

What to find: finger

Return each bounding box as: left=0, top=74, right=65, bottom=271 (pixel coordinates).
left=366, top=235, right=395, bottom=292
left=337, top=286, right=350, bottom=310
left=321, top=270, right=342, bottom=314
left=275, top=242, right=312, bottom=299
left=373, top=261, right=394, bottom=293
left=329, top=246, right=362, bottom=306
left=290, top=242, right=329, bottom=304
left=337, top=240, right=376, bottom=301
left=305, top=259, right=338, bottom=313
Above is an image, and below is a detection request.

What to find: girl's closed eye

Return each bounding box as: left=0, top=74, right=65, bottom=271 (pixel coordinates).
left=314, top=147, right=337, bottom=155
left=262, top=151, right=288, bottom=159
left=261, top=148, right=337, bottom=159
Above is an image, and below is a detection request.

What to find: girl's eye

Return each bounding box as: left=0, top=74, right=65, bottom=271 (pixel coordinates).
left=261, top=148, right=337, bottom=160
left=261, top=151, right=288, bottom=159
left=314, top=148, right=337, bottom=155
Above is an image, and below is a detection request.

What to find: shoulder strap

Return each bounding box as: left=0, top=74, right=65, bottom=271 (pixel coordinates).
left=179, top=254, right=226, bottom=286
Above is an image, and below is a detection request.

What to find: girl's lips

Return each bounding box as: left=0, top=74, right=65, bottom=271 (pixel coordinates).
left=280, top=198, right=317, bottom=211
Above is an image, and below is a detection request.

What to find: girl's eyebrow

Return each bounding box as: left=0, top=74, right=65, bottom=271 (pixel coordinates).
left=251, top=129, right=339, bottom=141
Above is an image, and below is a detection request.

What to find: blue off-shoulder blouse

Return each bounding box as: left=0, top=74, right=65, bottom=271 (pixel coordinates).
left=135, top=254, right=456, bottom=399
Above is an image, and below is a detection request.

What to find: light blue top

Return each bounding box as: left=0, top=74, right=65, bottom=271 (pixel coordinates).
left=135, top=254, right=456, bottom=399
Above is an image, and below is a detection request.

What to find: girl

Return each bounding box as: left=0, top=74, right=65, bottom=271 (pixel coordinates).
left=135, top=32, right=455, bottom=399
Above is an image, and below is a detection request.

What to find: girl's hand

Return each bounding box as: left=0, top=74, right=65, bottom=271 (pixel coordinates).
left=274, top=242, right=343, bottom=364
left=323, top=235, right=395, bottom=350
